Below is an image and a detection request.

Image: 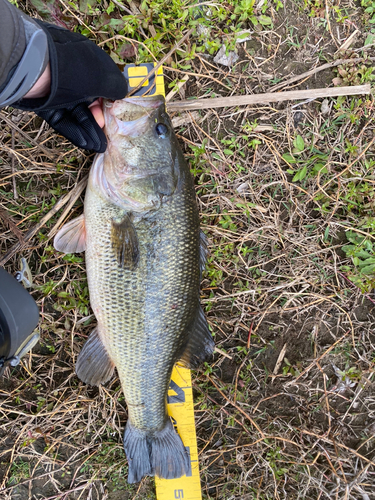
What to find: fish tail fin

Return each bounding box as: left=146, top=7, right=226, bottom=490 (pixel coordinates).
left=124, top=419, right=189, bottom=483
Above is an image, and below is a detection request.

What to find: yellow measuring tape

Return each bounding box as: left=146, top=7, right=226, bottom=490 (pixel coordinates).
left=124, top=63, right=202, bottom=500
left=158, top=366, right=202, bottom=499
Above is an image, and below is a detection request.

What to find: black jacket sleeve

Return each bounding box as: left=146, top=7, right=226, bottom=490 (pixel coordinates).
left=0, top=0, right=49, bottom=104
left=0, top=0, right=128, bottom=152
left=0, top=0, right=26, bottom=88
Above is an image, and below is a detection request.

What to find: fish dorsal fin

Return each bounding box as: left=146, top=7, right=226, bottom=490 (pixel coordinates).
left=54, top=214, right=86, bottom=254
left=76, top=327, right=115, bottom=386
left=179, top=305, right=214, bottom=369
left=111, top=214, right=139, bottom=270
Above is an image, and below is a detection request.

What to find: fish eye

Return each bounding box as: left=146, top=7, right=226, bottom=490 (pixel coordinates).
left=155, top=123, right=168, bottom=139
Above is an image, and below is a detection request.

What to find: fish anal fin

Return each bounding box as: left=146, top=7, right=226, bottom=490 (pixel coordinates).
left=111, top=214, right=139, bottom=270
left=179, top=305, right=214, bottom=369
left=76, top=327, right=115, bottom=386
left=54, top=214, right=86, bottom=254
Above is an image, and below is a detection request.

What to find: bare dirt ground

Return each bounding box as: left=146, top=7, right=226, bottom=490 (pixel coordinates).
left=1, top=0, right=375, bottom=499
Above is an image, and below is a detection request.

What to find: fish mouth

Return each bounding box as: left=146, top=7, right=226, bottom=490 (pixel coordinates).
left=104, top=95, right=165, bottom=138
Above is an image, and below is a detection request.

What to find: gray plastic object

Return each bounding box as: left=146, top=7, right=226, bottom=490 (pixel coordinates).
left=0, top=267, right=39, bottom=369
left=0, top=28, right=48, bottom=107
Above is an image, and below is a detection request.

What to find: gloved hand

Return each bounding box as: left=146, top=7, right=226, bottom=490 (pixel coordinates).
left=15, top=20, right=128, bottom=152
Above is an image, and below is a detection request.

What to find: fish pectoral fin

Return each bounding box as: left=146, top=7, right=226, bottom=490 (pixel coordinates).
left=111, top=214, right=139, bottom=270
left=76, top=327, right=115, bottom=386
left=179, top=304, right=215, bottom=369
left=53, top=214, right=86, bottom=254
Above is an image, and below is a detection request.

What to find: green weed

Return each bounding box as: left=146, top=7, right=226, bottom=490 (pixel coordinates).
left=56, top=280, right=90, bottom=315
left=8, top=458, right=31, bottom=484
left=334, top=51, right=375, bottom=86
left=362, top=0, right=375, bottom=24
left=282, top=357, right=301, bottom=377
left=283, top=134, right=329, bottom=183
left=342, top=231, right=375, bottom=292
left=29, top=0, right=283, bottom=67
left=265, top=444, right=289, bottom=480
left=303, top=0, right=349, bottom=22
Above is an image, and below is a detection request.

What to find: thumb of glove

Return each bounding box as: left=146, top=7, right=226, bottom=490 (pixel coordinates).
left=37, top=102, right=107, bottom=152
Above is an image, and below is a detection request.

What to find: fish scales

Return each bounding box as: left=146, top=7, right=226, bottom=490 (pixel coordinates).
left=84, top=172, right=201, bottom=432
left=54, top=95, right=214, bottom=483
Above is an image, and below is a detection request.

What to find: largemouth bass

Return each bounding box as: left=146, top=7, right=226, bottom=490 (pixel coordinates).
left=54, top=95, right=214, bottom=483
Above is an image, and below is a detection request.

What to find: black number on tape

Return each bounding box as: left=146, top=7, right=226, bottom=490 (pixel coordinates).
left=168, top=380, right=185, bottom=404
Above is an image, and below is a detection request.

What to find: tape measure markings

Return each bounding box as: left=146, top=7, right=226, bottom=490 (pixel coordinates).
left=123, top=63, right=164, bottom=97
left=156, top=365, right=202, bottom=500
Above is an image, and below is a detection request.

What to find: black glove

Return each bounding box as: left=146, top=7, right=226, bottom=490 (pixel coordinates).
left=0, top=267, right=39, bottom=375
left=15, top=20, right=128, bottom=152
left=36, top=102, right=109, bottom=153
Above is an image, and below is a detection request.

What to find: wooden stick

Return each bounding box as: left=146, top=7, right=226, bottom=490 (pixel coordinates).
left=167, top=84, right=370, bottom=111
left=271, top=343, right=287, bottom=382
left=336, top=29, right=360, bottom=53
left=0, top=176, right=88, bottom=266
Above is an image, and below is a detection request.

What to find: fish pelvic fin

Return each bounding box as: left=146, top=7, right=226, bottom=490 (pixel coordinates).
left=54, top=214, right=86, bottom=254
left=179, top=305, right=215, bottom=369
left=76, top=327, right=115, bottom=385
left=111, top=214, right=139, bottom=270
left=124, top=419, right=190, bottom=484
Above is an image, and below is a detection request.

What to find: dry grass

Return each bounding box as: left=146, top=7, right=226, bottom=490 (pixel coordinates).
left=1, top=0, right=375, bottom=499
